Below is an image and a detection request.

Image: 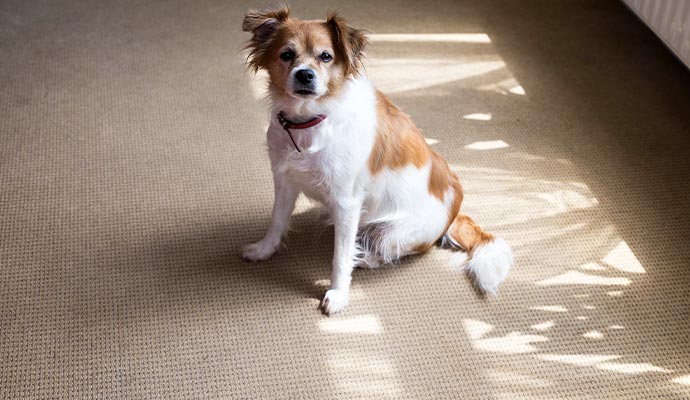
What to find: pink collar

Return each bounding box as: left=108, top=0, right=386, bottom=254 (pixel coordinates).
left=277, top=112, right=327, bottom=152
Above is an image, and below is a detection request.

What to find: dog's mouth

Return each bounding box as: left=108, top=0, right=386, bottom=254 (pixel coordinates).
left=295, top=89, right=316, bottom=96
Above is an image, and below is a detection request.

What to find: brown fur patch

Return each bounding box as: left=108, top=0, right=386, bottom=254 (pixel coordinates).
left=428, top=151, right=452, bottom=201
left=369, top=91, right=430, bottom=174
left=412, top=242, right=435, bottom=254
left=369, top=90, right=465, bottom=246
left=448, top=214, right=494, bottom=252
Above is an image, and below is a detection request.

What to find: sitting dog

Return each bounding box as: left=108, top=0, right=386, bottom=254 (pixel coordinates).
left=241, top=7, right=513, bottom=315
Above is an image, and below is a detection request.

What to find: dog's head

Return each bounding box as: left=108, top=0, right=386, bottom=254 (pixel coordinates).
left=243, top=7, right=368, bottom=101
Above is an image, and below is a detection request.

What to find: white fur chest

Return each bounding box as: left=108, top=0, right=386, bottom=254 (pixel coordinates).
left=267, top=77, right=378, bottom=202
left=276, top=122, right=342, bottom=201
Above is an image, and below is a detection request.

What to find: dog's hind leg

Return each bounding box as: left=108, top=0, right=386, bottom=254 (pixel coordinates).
left=358, top=219, right=438, bottom=266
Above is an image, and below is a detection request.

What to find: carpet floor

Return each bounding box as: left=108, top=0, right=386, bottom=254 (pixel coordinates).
left=2, top=0, right=690, bottom=399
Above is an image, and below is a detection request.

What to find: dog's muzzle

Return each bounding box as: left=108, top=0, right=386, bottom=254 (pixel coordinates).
left=294, top=68, right=317, bottom=95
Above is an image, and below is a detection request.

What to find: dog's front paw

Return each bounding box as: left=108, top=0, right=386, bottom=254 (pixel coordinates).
left=242, top=241, right=277, bottom=262
left=320, top=289, right=349, bottom=315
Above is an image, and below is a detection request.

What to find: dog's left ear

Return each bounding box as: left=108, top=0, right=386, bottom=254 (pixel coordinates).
left=326, top=12, right=368, bottom=76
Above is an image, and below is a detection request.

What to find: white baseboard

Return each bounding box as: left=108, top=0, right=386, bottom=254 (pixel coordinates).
left=622, top=0, right=690, bottom=69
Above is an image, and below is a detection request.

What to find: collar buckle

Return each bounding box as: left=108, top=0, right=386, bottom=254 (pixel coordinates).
left=276, top=111, right=328, bottom=153
left=277, top=112, right=291, bottom=131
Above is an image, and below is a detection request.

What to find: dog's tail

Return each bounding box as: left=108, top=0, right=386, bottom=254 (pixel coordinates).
left=444, top=213, right=513, bottom=296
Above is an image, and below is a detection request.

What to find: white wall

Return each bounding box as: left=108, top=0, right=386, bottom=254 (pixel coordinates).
left=622, top=0, right=690, bottom=69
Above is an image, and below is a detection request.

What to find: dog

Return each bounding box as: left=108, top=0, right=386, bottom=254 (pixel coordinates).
left=241, top=7, right=513, bottom=315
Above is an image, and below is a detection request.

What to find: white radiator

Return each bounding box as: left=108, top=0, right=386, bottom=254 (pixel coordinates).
left=622, top=0, right=690, bottom=69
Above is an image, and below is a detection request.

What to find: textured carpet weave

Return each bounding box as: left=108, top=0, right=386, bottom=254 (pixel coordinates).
left=2, top=0, right=690, bottom=399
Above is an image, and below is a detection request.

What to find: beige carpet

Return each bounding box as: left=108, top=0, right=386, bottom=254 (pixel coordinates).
left=2, top=0, right=690, bottom=398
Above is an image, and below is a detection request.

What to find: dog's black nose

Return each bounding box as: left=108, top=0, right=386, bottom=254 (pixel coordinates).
left=295, top=69, right=315, bottom=85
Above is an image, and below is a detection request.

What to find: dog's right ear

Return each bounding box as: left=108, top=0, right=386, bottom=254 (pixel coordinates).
left=242, top=7, right=290, bottom=71
left=243, top=7, right=290, bottom=45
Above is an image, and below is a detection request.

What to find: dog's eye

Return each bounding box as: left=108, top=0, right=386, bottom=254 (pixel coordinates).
left=319, top=52, right=333, bottom=63
left=280, top=50, right=295, bottom=62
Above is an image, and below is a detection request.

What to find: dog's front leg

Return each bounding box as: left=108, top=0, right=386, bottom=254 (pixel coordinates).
left=321, top=196, right=362, bottom=315
left=242, top=175, right=299, bottom=262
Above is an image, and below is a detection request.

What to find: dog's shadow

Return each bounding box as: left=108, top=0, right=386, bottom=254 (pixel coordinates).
left=142, top=206, right=437, bottom=306
left=240, top=208, right=337, bottom=300
left=141, top=208, right=338, bottom=303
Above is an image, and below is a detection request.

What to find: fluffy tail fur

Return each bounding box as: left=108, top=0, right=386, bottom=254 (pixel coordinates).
left=444, top=214, right=513, bottom=296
